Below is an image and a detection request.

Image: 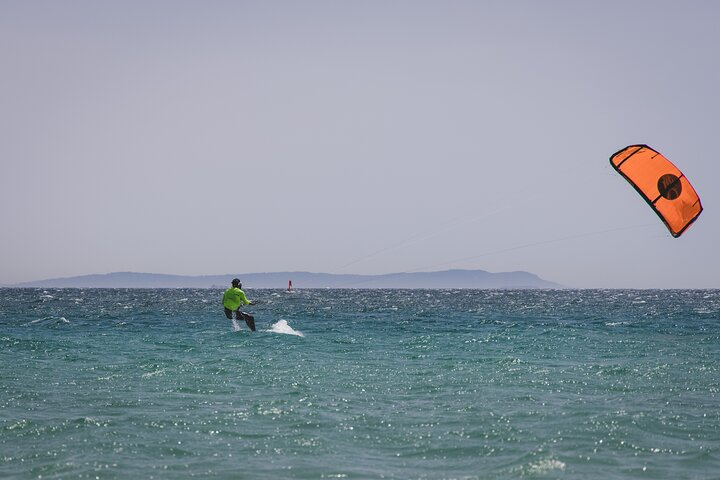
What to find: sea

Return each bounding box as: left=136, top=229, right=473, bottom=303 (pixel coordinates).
left=1, top=288, right=718, bottom=479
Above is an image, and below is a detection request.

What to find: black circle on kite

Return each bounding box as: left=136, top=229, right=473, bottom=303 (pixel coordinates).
left=658, top=174, right=682, bottom=200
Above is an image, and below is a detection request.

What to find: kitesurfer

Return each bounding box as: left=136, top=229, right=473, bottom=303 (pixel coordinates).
left=222, top=278, right=256, bottom=331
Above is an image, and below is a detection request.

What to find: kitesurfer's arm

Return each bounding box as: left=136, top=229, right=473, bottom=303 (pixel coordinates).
left=238, top=289, right=252, bottom=306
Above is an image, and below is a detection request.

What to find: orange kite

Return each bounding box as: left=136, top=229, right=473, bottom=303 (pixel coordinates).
left=610, top=144, right=702, bottom=237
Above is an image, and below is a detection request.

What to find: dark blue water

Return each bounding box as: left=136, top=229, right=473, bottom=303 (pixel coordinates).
left=1, top=288, right=719, bottom=479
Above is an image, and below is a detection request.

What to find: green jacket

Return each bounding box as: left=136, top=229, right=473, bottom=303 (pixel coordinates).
left=223, top=287, right=250, bottom=311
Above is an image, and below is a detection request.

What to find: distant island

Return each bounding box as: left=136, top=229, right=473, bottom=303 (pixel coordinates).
left=8, top=269, right=563, bottom=289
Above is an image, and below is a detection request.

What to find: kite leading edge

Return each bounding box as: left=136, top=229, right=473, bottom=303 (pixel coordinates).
left=610, top=144, right=703, bottom=238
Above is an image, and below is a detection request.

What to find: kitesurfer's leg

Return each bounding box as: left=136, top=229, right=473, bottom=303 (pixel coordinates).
left=224, top=308, right=233, bottom=319
left=239, top=312, right=256, bottom=331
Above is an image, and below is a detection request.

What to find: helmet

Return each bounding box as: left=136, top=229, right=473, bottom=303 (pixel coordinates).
left=231, top=278, right=241, bottom=287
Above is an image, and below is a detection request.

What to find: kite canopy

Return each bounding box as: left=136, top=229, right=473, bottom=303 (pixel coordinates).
left=610, top=145, right=703, bottom=237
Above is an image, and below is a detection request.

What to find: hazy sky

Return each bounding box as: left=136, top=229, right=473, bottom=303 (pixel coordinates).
left=1, top=0, right=718, bottom=288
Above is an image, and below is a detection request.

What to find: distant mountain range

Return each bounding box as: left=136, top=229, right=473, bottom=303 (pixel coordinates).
left=8, top=269, right=563, bottom=289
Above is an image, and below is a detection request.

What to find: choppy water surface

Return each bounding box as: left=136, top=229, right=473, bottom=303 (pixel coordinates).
left=1, top=288, right=719, bottom=479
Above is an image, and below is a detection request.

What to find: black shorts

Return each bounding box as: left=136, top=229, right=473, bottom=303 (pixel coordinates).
left=224, top=308, right=256, bottom=331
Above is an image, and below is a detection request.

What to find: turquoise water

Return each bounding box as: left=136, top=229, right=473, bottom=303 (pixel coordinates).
left=1, top=288, right=719, bottom=479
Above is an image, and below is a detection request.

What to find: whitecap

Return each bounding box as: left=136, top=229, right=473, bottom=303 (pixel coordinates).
left=141, top=369, right=166, bottom=378
left=269, top=319, right=304, bottom=337
left=527, top=458, right=566, bottom=474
